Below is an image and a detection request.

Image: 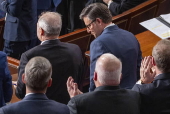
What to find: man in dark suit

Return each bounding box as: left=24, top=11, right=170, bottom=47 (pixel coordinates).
left=15, top=12, right=83, bottom=104
left=0, top=57, right=69, bottom=114
left=80, top=3, right=142, bottom=91
left=103, top=0, right=147, bottom=16
left=0, top=51, right=12, bottom=107
left=67, top=53, right=140, bottom=114
left=29, top=0, right=62, bottom=49
left=0, top=0, right=37, bottom=59
left=132, top=39, right=170, bottom=114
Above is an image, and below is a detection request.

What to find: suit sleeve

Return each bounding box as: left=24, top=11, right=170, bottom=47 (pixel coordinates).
left=15, top=53, right=28, bottom=99
left=0, top=0, right=24, bottom=17
left=2, top=54, right=12, bottom=103
left=89, top=40, right=108, bottom=91
left=67, top=98, right=78, bottom=114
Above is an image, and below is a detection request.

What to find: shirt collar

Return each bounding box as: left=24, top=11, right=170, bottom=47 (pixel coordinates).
left=104, top=23, right=115, bottom=30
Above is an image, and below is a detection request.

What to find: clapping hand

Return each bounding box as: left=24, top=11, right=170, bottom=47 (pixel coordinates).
left=66, top=77, right=83, bottom=98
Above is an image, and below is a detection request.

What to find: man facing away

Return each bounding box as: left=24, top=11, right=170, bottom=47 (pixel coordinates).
left=67, top=53, right=140, bottom=114
left=0, top=57, right=69, bottom=114
left=132, top=39, right=170, bottom=114
left=15, top=12, right=83, bottom=104
left=0, top=0, right=37, bottom=59
left=80, top=3, right=142, bottom=91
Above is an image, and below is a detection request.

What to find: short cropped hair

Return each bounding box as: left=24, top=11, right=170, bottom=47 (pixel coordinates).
left=24, top=57, right=52, bottom=91
left=95, top=53, right=122, bottom=85
left=80, top=3, right=112, bottom=24
left=152, top=39, right=170, bottom=73
left=38, top=12, right=62, bottom=37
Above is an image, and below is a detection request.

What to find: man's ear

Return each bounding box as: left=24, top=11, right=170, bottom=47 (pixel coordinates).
left=47, top=78, right=52, bottom=87
left=93, top=71, right=98, bottom=81
left=151, top=56, right=156, bottom=66
left=96, top=18, right=102, bottom=25
left=22, top=74, right=26, bottom=84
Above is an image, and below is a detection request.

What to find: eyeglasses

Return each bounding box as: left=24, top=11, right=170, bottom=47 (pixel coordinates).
left=86, top=19, right=96, bottom=29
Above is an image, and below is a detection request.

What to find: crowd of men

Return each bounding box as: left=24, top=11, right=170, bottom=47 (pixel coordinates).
left=1, top=0, right=170, bottom=114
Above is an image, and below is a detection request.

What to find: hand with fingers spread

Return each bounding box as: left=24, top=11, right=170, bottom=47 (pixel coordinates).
left=67, top=77, right=83, bottom=98
left=140, top=56, right=156, bottom=84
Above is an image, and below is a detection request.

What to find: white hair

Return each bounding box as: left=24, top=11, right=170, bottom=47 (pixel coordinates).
left=95, top=53, right=122, bottom=85
left=38, top=12, right=62, bottom=36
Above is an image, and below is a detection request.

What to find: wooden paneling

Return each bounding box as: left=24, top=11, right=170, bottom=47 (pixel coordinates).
left=156, top=0, right=170, bottom=16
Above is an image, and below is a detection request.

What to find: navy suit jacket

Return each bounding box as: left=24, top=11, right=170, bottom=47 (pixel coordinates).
left=132, top=72, right=170, bottom=114
left=89, top=25, right=142, bottom=91
left=68, top=86, right=140, bottom=114
left=109, top=0, right=147, bottom=16
left=0, top=0, right=37, bottom=41
left=0, top=93, right=69, bottom=114
left=0, top=51, right=12, bottom=107
left=16, top=39, right=83, bottom=104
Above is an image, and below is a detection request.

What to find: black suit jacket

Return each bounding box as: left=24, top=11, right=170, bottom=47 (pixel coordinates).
left=109, top=0, right=147, bottom=16
left=16, top=39, right=83, bottom=104
left=0, top=93, right=69, bottom=114
left=132, top=72, right=170, bottom=114
left=68, top=86, right=140, bottom=114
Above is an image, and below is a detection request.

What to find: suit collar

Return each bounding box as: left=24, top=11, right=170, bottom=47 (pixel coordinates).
left=23, top=93, right=49, bottom=100
left=94, top=85, right=120, bottom=91
left=154, top=72, right=170, bottom=81
left=41, top=39, right=61, bottom=45
left=102, top=25, right=119, bottom=33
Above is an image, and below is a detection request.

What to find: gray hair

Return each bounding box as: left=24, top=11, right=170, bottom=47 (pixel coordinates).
left=24, top=56, right=52, bottom=91
left=38, top=12, right=62, bottom=37
left=95, top=53, right=122, bottom=85
left=80, top=3, right=112, bottom=24
left=152, top=39, right=170, bottom=73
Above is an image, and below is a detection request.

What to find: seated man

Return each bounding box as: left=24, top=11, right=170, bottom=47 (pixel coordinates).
left=15, top=12, right=83, bottom=104
left=103, top=0, right=147, bottom=16
left=67, top=53, right=140, bottom=114
left=0, top=51, right=12, bottom=107
left=0, top=57, right=69, bottom=114
left=132, top=39, right=170, bottom=114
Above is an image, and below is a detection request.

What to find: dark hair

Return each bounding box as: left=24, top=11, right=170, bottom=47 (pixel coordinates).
left=152, top=39, right=170, bottom=73
left=80, top=3, right=112, bottom=24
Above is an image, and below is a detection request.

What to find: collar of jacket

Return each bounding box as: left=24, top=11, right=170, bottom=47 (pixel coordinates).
left=94, top=85, right=120, bottom=91
left=154, top=72, right=170, bottom=81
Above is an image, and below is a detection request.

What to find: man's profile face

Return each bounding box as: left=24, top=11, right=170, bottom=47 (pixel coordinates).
left=83, top=17, right=102, bottom=38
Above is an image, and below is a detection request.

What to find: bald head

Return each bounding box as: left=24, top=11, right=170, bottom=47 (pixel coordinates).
left=152, top=39, right=170, bottom=73
left=95, top=53, right=122, bottom=86
left=38, top=12, right=62, bottom=37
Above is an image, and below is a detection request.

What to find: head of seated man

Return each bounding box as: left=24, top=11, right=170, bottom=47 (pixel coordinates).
left=67, top=53, right=140, bottom=114
left=0, top=57, right=70, bottom=114
left=132, top=39, right=170, bottom=114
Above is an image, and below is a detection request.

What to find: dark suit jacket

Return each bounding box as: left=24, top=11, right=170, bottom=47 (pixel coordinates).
left=89, top=25, right=142, bottom=91
left=15, top=39, right=83, bottom=104
left=0, top=0, right=37, bottom=41
left=132, top=72, right=170, bottom=114
left=109, top=0, right=147, bottom=16
left=0, top=93, right=69, bottom=114
left=37, top=0, right=62, bottom=16
left=68, top=86, right=140, bottom=114
left=0, top=51, right=12, bottom=107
